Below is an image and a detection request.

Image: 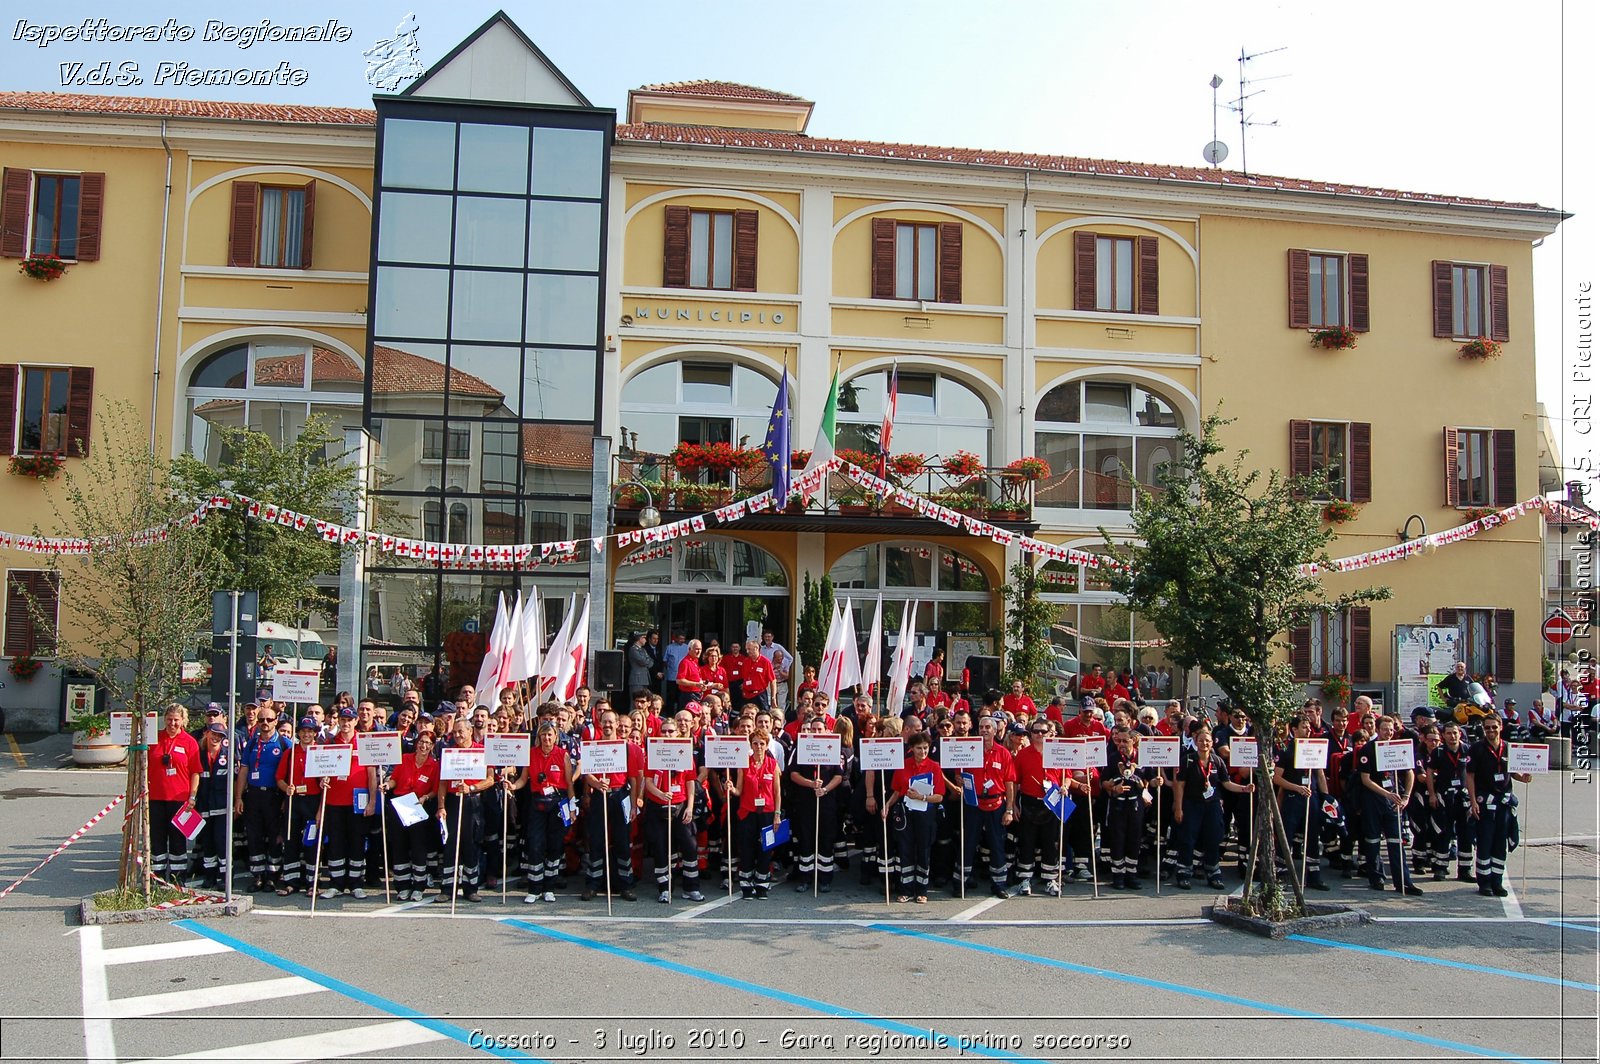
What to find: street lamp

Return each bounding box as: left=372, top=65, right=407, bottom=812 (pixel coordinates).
left=622, top=477, right=661, bottom=529
left=1397, top=514, right=1437, bottom=555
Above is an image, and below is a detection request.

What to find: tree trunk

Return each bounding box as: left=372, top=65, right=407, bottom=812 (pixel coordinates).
left=1240, top=735, right=1306, bottom=915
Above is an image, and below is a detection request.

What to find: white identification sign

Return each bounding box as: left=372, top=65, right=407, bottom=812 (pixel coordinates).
left=796, top=734, right=843, bottom=767
left=1080, top=736, right=1108, bottom=768
left=580, top=740, right=629, bottom=775
left=272, top=668, right=321, bottom=704
left=939, top=736, right=983, bottom=770
left=1507, top=743, right=1550, bottom=774
left=1138, top=737, right=1182, bottom=768
left=1294, top=738, right=1331, bottom=771
left=1231, top=736, right=1259, bottom=769
left=108, top=712, right=133, bottom=747
left=304, top=744, right=353, bottom=778
left=1375, top=739, right=1415, bottom=773
left=355, top=732, right=402, bottom=767
left=1042, top=737, right=1076, bottom=770
left=647, top=738, right=694, bottom=772
left=704, top=735, right=752, bottom=770
left=859, top=737, right=905, bottom=771
left=485, top=734, right=531, bottom=769
left=440, top=747, right=487, bottom=781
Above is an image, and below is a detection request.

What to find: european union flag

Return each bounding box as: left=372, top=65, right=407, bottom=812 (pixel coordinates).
left=762, top=370, right=791, bottom=504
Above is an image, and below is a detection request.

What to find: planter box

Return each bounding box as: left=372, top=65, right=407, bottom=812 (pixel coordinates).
left=71, top=732, right=126, bottom=767
left=838, top=503, right=873, bottom=516
left=80, top=894, right=252, bottom=925
left=1203, top=896, right=1371, bottom=939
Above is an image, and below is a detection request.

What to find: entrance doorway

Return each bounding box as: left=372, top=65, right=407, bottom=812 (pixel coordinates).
left=613, top=593, right=785, bottom=651
left=611, top=536, right=790, bottom=650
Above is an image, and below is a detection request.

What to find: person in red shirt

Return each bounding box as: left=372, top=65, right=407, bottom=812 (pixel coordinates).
left=516, top=718, right=574, bottom=903
left=317, top=709, right=378, bottom=900
left=733, top=717, right=782, bottom=898
left=738, top=638, right=776, bottom=712
left=1154, top=699, right=1187, bottom=737
left=434, top=715, right=492, bottom=903
left=148, top=704, right=201, bottom=884
left=1061, top=697, right=1111, bottom=739
left=1008, top=718, right=1066, bottom=896
left=962, top=715, right=1017, bottom=898
left=675, top=640, right=707, bottom=705
left=699, top=646, right=730, bottom=704
left=643, top=715, right=703, bottom=903
left=1002, top=681, right=1038, bottom=721
left=274, top=717, right=319, bottom=895
left=924, top=677, right=952, bottom=712
left=883, top=732, right=945, bottom=903
left=1078, top=663, right=1107, bottom=699
left=1105, top=673, right=1132, bottom=707
left=383, top=729, right=439, bottom=900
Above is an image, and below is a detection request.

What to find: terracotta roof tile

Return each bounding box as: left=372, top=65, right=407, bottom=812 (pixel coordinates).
left=615, top=123, right=1553, bottom=211
left=0, top=91, right=375, bottom=126
left=636, top=81, right=808, bottom=103
left=371, top=344, right=500, bottom=399
left=522, top=423, right=593, bottom=470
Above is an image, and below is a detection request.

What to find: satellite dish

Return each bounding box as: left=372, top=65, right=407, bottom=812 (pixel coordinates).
left=1203, top=140, right=1229, bottom=165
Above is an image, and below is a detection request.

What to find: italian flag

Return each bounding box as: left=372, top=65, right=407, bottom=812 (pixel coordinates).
left=798, top=368, right=839, bottom=481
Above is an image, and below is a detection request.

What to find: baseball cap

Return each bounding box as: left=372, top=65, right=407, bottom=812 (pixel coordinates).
left=297, top=716, right=317, bottom=731
left=1006, top=722, right=1028, bottom=737
left=1411, top=706, right=1435, bottom=720
left=205, top=703, right=223, bottom=716
left=338, top=707, right=357, bottom=719
left=205, top=722, right=227, bottom=735
left=1080, top=696, right=1098, bottom=711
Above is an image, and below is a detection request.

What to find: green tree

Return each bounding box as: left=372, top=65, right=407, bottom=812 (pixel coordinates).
left=1102, top=414, right=1388, bottom=917
left=797, top=571, right=833, bottom=677
left=171, top=417, right=360, bottom=626
left=1000, top=560, right=1054, bottom=697
left=39, top=402, right=222, bottom=899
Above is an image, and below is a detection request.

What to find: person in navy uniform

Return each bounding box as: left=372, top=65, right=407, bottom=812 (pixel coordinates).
left=1102, top=726, right=1155, bottom=889
left=1273, top=719, right=1330, bottom=891
left=192, top=723, right=233, bottom=889
left=233, top=703, right=290, bottom=892
left=1171, top=728, right=1253, bottom=890
left=1465, top=715, right=1531, bottom=898
left=1426, top=720, right=1475, bottom=882
left=1354, top=714, right=1424, bottom=894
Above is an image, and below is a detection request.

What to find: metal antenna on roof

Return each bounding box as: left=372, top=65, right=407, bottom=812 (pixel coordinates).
left=1226, top=45, right=1287, bottom=176
left=1202, top=75, right=1229, bottom=169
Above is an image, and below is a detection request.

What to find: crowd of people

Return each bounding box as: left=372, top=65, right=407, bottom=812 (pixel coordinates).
left=140, top=653, right=1557, bottom=908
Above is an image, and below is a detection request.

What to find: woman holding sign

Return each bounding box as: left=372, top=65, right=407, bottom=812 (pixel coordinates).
left=788, top=718, right=846, bottom=893
left=435, top=717, right=489, bottom=904
left=1103, top=727, right=1154, bottom=890
left=274, top=717, right=319, bottom=895
left=732, top=718, right=782, bottom=899
left=1171, top=729, right=1252, bottom=891
left=318, top=710, right=379, bottom=901
left=1273, top=720, right=1330, bottom=891
left=1466, top=716, right=1531, bottom=898
left=519, top=720, right=574, bottom=903
left=644, top=717, right=704, bottom=904
left=882, top=732, right=946, bottom=904
left=148, top=704, right=201, bottom=885
left=384, top=730, right=439, bottom=901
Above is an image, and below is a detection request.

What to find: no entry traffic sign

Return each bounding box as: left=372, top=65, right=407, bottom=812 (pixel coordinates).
left=1543, top=612, right=1574, bottom=645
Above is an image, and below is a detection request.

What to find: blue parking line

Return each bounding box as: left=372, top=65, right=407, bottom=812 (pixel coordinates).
left=175, top=920, right=554, bottom=1063
left=1544, top=920, right=1600, bottom=933
left=500, top=918, right=1049, bottom=1063
left=1288, top=934, right=1599, bottom=992
left=868, top=923, right=1556, bottom=1064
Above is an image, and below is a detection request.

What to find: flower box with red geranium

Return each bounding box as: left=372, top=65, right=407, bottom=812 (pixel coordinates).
left=1320, top=673, right=1352, bottom=705
left=9, top=652, right=43, bottom=681
left=19, top=254, right=68, bottom=281
left=835, top=448, right=876, bottom=471
left=988, top=504, right=1030, bottom=521
left=887, top=453, right=927, bottom=478
left=9, top=452, right=63, bottom=480
left=1321, top=499, right=1359, bottom=524
left=1005, top=457, right=1051, bottom=481
left=1458, top=337, right=1502, bottom=361
left=942, top=450, right=984, bottom=478
left=789, top=449, right=811, bottom=469
left=669, top=442, right=706, bottom=473
left=1310, top=325, right=1357, bottom=351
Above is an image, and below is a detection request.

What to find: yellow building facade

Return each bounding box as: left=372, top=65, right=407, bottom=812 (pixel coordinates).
left=0, top=22, right=1562, bottom=728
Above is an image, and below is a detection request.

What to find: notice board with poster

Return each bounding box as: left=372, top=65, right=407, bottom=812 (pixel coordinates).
left=1394, top=625, right=1461, bottom=711
left=948, top=634, right=993, bottom=680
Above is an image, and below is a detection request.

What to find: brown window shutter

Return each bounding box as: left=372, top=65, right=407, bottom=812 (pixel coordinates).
left=66, top=367, right=93, bottom=458
left=1443, top=427, right=1460, bottom=507
left=75, top=172, right=105, bottom=261
left=1492, top=428, right=1517, bottom=507
left=5, top=571, right=57, bottom=658
left=1435, top=607, right=1459, bottom=628
left=1073, top=230, right=1097, bottom=311
left=1136, top=235, right=1159, bottom=315
left=1349, top=607, right=1372, bottom=682
left=1286, top=249, right=1310, bottom=329
left=4, top=574, right=32, bottom=657
left=661, top=205, right=690, bottom=288
left=1488, top=264, right=1509, bottom=343
left=1348, top=253, right=1369, bottom=332
left=1, top=168, right=31, bottom=258
left=1432, top=260, right=1454, bottom=337
left=228, top=181, right=259, bottom=268
left=1348, top=422, right=1372, bottom=503
left=870, top=217, right=897, bottom=300
left=937, top=221, right=962, bottom=304
left=299, top=180, right=315, bottom=270
left=732, top=209, right=758, bottom=292
left=1288, top=420, right=1312, bottom=497
left=1493, top=609, right=1515, bottom=681
left=1289, top=623, right=1311, bottom=682
left=0, top=365, right=16, bottom=457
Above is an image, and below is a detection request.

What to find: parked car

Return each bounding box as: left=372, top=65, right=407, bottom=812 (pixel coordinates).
left=1040, top=646, right=1080, bottom=699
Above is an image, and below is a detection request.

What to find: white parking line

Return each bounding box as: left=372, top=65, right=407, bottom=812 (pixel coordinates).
left=1501, top=882, right=1525, bottom=920
left=106, top=976, right=327, bottom=1018
left=100, top=939, right=232, bottom=966
left=669, top=893, right=738, bottom=920
left=77, top=927, right=116, bottom=1064
left=122, top=1020, right=450, bottom=1064
left=949, top=896, right=1005, bottom=922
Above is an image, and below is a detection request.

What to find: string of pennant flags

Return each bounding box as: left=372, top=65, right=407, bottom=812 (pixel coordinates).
left=0, top=464, right=1582, bottom=581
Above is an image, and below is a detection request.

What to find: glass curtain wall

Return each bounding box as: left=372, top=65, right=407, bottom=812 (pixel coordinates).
left=364, top=99, right=610, bottom=698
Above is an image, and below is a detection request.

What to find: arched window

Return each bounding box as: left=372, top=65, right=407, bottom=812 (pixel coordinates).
left=447, top=500, right=469, bottom=543
left=185, top=340, right=363, bottom=462
left=1033, top=379, right=1182, bottom=512
left=836, top=369, right=992, bottom=465
left=1036, top=552, right=1182, bottom=700
left=827, top=542, right=992, bottom=632
left=619, top=358, right=778, bottom=457
left=422, top=500, right=443, bottom=541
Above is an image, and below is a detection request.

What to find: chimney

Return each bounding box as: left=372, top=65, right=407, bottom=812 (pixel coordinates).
left=1568, top=480, right=1586, bottom=506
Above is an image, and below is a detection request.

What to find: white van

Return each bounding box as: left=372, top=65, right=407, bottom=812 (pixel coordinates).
left=255, top=623, right=329, bottom=674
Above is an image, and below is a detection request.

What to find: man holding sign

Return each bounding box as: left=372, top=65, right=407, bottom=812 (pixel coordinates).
left=788, top=719, right=845, bottom=893
left=580, top=710, right=641, bottom=902
left=316, top=709, right=377, bottom=901
left=1273, top=721, right=1330, bottom=891
left=1466, top=716, right=1532, bottom=898
left=436, top=718, right=491, bottom=904
left=1354, top=715, right=1424, bottom=895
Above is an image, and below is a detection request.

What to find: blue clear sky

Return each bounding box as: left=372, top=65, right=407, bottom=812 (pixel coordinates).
left=4, top=0, right=1593, bottom=483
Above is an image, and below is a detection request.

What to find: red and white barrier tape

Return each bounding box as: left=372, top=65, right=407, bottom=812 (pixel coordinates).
left=0, top=792, right=124, bottom=900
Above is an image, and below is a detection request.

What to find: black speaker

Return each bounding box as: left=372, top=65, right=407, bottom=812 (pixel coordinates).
left=965, top=654, right=1001, bottom=695
left=591, top=649, right=625, bottom=692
